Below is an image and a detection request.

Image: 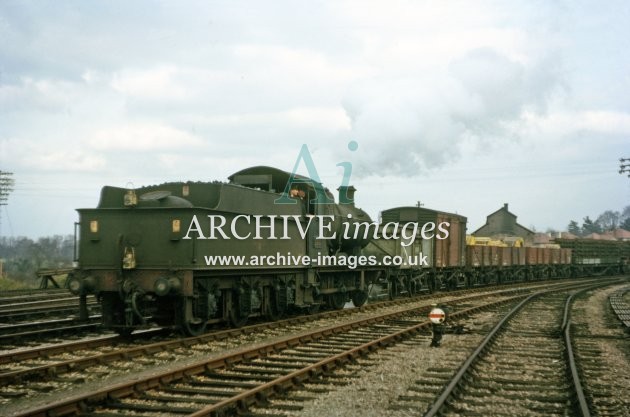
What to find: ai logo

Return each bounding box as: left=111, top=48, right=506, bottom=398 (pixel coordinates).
left=275, top=141, right=358, bottom=205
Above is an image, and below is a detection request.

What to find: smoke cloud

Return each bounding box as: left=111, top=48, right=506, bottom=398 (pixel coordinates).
left=342, top=47, right=563, bottom=177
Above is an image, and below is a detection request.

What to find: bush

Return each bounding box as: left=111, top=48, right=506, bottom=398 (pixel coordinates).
left=0, top=275, right=33, bottom=290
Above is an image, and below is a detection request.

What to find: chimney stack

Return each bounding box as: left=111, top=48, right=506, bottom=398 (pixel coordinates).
left=337, top=185, right=356, bottom=206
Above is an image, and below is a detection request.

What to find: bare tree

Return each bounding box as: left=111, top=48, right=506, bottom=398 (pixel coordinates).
left=596, top=210, right=621, bottom=231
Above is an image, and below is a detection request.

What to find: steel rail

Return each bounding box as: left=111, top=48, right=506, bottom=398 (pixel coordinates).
left=10, top=279, right=612, bottom=417
left=423, top=293, right=539, bottom=417
left=186, top=297, right=529, bottom=417
left=0, top=315, right=102, bottom=342
left=562, top=288, right=594, bottom=417
left=0, top=290, right=70, bottom=306
left=14, top=292, right=536, bottom=417
left=0, top=284, right=545, bottom=385
left=423, top=281, right=617, bottom=417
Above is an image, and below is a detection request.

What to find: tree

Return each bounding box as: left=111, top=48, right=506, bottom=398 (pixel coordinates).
left=567, top=220, right=581, bottom=236
left=0, top=235, right=74, bottom=283
left=582, top=216, right=602, bottom=235
left=621, top=206, right=630, bottom=231
left=596, top=210, right=620, bottom=231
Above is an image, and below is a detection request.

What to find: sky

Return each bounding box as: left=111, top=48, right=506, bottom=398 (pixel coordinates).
left=0, top=0, right=629, bottom=239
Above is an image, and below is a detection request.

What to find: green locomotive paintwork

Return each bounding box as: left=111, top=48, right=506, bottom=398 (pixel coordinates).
left=72, top=166, right=376, bottom=335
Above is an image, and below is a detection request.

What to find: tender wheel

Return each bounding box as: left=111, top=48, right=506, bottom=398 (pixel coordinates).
left=228, top=290, right=249, bottom=327
left=351, top=290, right=368, bottom=307
left=229, top=308, right=248, bottom=327
left=329, top=292, right=347, bottom=309
left=263, top=286, right=285, bottom=321
left=182, top=317, right=207, bottom=336
left=181, top=297, right=207, bottom=336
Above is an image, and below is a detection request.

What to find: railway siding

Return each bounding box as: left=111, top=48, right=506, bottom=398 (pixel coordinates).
left=8, top=288, right=537, bottom=416
left=2, top=278, right=627, bottom=416
left=571, top=285, right=630, bottom=415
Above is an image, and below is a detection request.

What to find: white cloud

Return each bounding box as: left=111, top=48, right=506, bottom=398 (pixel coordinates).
left=232, top=44, right=370, bottom=85
left=89, top=123, right=205, bottom=151
left=0, top=138, right=107, bottom=172
left=0, top=77, right=78, bottom=113
left=185, top=106, right=350, bottom=131
left=111, top=66, right=189, bottom=99
left=1, top=1, right=629, bottom=237
left=32, top=150, right=107, bottom=172
left=522, top=110, right=630, bottom=138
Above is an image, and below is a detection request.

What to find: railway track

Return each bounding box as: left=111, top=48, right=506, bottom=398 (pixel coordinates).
left=257, top=279, right=628, bottom=417
left=382, top=281, right=627, bottom=417
left=0, top=295, right=99, bottom=323
left=0, top=288, right=69, bottom=306
left=0, top=290, right=101, bottom=345
left=0, top=284, right=534, bottom=389
left=420, top=291, right=583, bottom=416
left=0, top=280, right=587, bottom=391
left=7, top=278, right=615, bottom=417
left=608, top=286, right=630, bottom=328
left=569, top=285, right=630, bottom=415
left=0, top=315, right=103, bottom=346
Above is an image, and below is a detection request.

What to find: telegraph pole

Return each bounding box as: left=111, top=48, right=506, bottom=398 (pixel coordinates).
left=0, top=170, right=15, bottom=237
left=620, top=158, right=630, bottom=177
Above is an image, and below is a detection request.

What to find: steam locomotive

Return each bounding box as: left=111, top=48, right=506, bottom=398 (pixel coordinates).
left=67, top=166, right=629, bottom=335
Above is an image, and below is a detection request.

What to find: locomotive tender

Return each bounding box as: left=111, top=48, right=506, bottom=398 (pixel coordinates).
left=69, top=166, right=381, bottom=335
left=69, top=166, right=629, bottom=335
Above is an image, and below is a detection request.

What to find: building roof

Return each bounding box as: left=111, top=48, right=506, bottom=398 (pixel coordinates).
left=472, top=203, right=535, bottom=236
left=557, top=232, right=578, bottom=239
left=612, top=228, right=630, bottom=240
left=583, top=232, right=617, bottom=241
left=582, top=229, right=630, bottom=241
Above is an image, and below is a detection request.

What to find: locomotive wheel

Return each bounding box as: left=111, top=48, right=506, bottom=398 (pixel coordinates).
left=329, top=292, right=347, bottom=309
left=351, top=290, right=368, bottom=307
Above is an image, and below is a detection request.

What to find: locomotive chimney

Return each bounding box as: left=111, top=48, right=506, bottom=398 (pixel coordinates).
left=337, top=185, right=356, bottom=207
